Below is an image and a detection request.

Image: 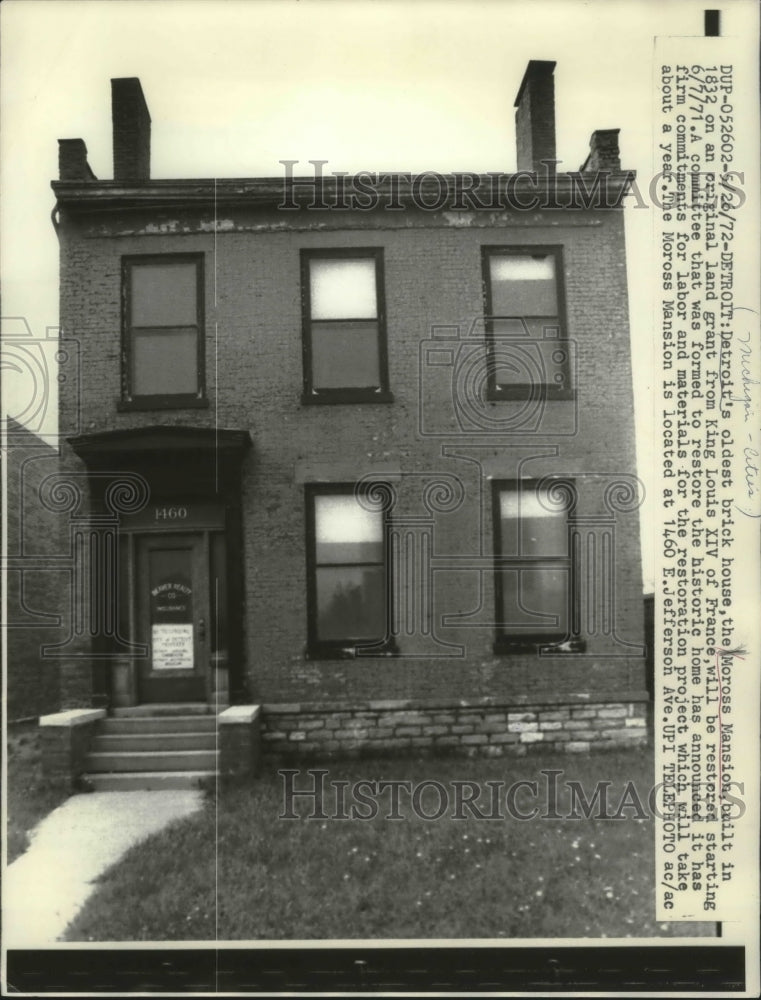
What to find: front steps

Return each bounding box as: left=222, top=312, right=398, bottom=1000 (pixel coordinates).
left=82, top=706, right=220, bottom=791
left=111, top=702, right=214, bottom=717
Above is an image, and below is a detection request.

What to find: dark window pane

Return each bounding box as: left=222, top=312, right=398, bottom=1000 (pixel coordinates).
left=492, top=338, right=569, bottom=390
left=489, top=254, right=557, bottom=316
left=132, top=328, right=198, bottom=396
left=316, top=540, right=384, bottom=564
left=131, top=263, right=198, bottom=327
left=499, top=567, right=568, bottom=635
left=311, top=320, right=380, bottom=389
left=316, top=565, right=385, bottom=641
left=310, top=258, right=377, bottom=320
left=491, top=317, right=529, bottom=336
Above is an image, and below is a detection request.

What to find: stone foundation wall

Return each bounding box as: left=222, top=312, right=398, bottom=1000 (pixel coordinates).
left=261, top=698, right=648, bottom=759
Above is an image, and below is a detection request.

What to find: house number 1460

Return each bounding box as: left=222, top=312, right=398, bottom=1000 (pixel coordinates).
left=155, top=506, right=188, bottom=520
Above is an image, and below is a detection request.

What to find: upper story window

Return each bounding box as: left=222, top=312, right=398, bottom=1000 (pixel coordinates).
left=120, top=254, right=206, bottom=410
left=482, top=246, right=572, bottom=400
left=492, top=480, right=574, bottom=652
left=301, top=249, right=392, bottom=404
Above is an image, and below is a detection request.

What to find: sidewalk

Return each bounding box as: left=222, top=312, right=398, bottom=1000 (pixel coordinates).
left=4, top=790, right=203, bottom=946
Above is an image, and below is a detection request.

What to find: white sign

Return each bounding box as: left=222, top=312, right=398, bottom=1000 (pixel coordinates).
left=152, top=624, right=194, bottom=670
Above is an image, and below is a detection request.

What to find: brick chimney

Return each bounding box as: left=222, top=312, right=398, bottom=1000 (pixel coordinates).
left=111, top=78, right=151, bottom=182
left=579, top=129, right=621, bottom=172
left=514, top=60, right=556, bottom=172
left=58, top=139, right=96, bottom=181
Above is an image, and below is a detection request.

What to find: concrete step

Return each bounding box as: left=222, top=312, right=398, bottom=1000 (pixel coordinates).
left=85, top=749, right=219, bottom=773
left=112, top=703, right=214, bottom=718
left=82, top=770, right=218, bottom=792
left=92, top=732, right=218, bottom=753
left=101, top=715, right=218, bottom=735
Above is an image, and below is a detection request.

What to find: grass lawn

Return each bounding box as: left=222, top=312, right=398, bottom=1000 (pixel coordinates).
left=63, top=747, right=717, bottom=941
left=6, top=721, right=69, bottom=864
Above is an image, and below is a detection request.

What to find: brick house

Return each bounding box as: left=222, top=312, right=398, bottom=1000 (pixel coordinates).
left=43, top=61, right=648, bottom=787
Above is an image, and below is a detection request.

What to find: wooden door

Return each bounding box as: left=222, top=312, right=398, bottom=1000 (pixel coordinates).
left=135, top=534, right=209, bottom=703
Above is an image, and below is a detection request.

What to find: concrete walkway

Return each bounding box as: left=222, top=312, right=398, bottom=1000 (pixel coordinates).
left=4, top=790, right=203, bottom=946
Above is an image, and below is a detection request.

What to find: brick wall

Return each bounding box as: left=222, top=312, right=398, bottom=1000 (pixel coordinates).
left=56, top=197, right=646, bottom=718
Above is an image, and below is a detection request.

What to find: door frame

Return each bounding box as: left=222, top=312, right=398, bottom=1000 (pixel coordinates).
left=113, top=500, right=231, bottom=708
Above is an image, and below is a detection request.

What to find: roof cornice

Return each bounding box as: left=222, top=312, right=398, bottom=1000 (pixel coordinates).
left=51, top=171, right=637, bottom=212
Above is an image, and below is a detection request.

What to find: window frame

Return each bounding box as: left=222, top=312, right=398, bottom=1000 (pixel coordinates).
left=491, top=478, right=579, bottom=653
left=300, top=247, right=393, bottom=405
left=304, top=482, right=395, bottom=659
left=481, top=245, right=573, bottom=402
left=119, top=252, right=207, bottom=411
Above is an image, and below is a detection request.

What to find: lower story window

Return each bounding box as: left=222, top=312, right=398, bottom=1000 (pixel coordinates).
left=493, top=480, right=573, bottom=649
left=305, top=484, right=390, bottom=656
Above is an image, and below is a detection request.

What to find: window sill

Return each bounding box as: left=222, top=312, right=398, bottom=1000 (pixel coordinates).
left=117, top=396, right=209, bottom=412
left=306, top=638, right=399, bottom=660
left=301, top=389, right=395, bottom=406
left=493, top=636, right=587, bottom=655
left=486, top=386, right=576, bottom=402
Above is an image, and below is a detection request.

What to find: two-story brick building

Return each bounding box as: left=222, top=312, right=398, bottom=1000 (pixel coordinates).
left=44, top=61, right=648, bottom=787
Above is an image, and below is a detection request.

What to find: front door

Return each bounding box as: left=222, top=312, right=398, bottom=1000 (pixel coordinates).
left=135, top=534, right=209, bottom=703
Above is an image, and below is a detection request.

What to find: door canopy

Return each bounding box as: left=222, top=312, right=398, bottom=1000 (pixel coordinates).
left=67, top=426, right=252, bottom=499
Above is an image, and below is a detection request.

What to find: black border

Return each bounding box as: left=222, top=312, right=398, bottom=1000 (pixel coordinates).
left=119, top=252, right=207, bottom=411
left=300, top=247, right=393, bottom=405
left=5, top=946, right=745, bottom=993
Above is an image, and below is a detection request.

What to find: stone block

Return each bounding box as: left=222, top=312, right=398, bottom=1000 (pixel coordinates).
left=519, top=731, right=544, bottom=743
left=539, top=709, right=570, bottom=721
left=600, top=727, right=647, bottom=741
left=219, top=705, right=262, bottom=781
left=597, top=706, right=627, bottom=719
left=39, top=708, right=106, bottom=788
